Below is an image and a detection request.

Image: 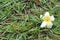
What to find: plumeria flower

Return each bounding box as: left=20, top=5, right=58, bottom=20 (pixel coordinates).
left=40, top=12, right=55, bottom=28
left=40, top=15, right=43, bottom=18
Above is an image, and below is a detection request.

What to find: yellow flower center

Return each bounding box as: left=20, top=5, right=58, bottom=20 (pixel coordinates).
left=44, top=16, right=51, bottom=23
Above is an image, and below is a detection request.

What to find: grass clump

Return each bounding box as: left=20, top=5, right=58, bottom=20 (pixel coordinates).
left=0, top=0, right=60, bottom=40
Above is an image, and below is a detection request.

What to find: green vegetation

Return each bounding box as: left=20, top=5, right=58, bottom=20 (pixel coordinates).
left=0, top=0, right=60, bottom=40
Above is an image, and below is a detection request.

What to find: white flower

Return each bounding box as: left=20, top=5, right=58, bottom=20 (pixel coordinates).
left=40, top=15, right=43, bottom=18
left=40, top=12, right=55, bottom=28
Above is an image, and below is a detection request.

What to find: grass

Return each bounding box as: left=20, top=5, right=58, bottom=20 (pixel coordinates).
left=0, top=0, right=60, bottom=40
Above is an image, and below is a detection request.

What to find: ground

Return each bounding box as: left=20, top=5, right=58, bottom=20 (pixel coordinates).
left=0, top=0, right=60, bottom=40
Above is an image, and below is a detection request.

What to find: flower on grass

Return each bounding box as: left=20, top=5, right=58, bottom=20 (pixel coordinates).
left=40, top=12, right=55, bottom=28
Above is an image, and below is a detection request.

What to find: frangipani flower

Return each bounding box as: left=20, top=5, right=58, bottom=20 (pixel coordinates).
left=40, top=12, right=55, bottom=28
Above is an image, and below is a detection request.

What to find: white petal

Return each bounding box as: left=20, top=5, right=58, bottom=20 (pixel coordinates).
left=40, top=21, right=47, bottom=28
left=44, top=12, right=50, bottom=16
left=47, top=22, right=53, bottom=28
left=50, top=15, right=55, bottom=21
left=40, top=15, right=43, bottom=18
